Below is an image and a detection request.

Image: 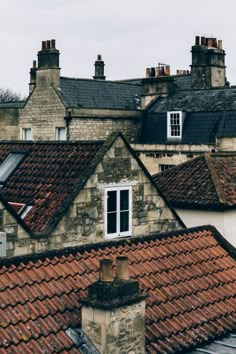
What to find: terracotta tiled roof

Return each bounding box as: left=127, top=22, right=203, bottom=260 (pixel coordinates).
left=0, top=226, right=235, bottom=353
left=153, top=153, right=236, bottom=209
left=0, top=139, right=108, bottom=235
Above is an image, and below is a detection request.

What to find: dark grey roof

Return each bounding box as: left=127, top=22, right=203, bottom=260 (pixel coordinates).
left=188, top=333, right=236, bottom=354
left=149, top=87, right=236, bottom=113
left=173, top=74, right=192, bottom=90
left=0, top=101, right=25, bottom=108
left=59, top=77, right=142, bottom=110
left=140, top=111, right=227, bottom=144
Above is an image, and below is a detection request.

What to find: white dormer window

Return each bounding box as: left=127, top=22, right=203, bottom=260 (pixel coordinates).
left=55, top=127, right=66, bottom=141
left=167, top=111, right=184, bottom=140
left=22, top=128, right=32, bottom=141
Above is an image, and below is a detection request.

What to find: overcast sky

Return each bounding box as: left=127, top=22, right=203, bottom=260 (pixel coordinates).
left=1, top=0, right=236, bottom=97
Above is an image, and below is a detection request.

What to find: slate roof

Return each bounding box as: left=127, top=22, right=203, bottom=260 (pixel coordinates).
left=0, top=101, right=25, bottom=108
left=187, top=333, right=236, bottom=354
left=59, top=77, right=142, bottom=110
left=148, top=87, right=236, bottom=113
left=153, top=152, right=236, bottom=210
left=0, top=225, right=235, bottom=353
left=0, top=139, right=107, bottom=235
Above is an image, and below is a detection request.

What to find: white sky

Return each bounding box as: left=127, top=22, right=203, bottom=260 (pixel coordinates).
left=1, top=0, right=236, bottom=97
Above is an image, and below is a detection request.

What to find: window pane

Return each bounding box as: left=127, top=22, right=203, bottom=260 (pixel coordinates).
left=107, top=191, right=117, bottom=212
left=120, top=190, right=129, bottom=211
left=120, top=211, right=129, bottom=232
left=107, top=212, right=117, bottom=233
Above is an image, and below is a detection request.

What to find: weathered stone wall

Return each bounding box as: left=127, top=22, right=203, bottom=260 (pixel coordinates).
left=69, top=116, right=137, bottom=141
left=82, top=300, right=145, bottom=354
left=0, top=108, right=19, bottom=140
left=133, top=143, right=214, bottom=175
left=19, top=85, right=66, bottom=141
left=50, top=136, right=182, bottom=250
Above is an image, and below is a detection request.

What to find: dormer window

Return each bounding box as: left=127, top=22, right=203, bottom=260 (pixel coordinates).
left=167, top=111, right=184, bottom=140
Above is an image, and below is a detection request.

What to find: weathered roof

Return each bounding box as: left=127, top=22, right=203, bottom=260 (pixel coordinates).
left=153, top=152, right=236, bottom=210
left=59, top=77, right=142, bottom=110
left=0, top=101, right=25, bottom=108
left=187, top=333, right=236, bottom=354
left=0, top=225, right=235, bottom=353
left=0, top=139, right=106, bottom=235
left=148, top=87, right=236, bottom=113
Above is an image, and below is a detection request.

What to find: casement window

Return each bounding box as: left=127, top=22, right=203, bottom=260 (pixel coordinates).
left=22, top=128, right=32, bottom=141
left=55, top=127, right=66, bottom=141
left=105, top=186, right=132, bottom=239
left=167, top=111, right=184, bottom=139
left=159, top=164, right=175, bottom=172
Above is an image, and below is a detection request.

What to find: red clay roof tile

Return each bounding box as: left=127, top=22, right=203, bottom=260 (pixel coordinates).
left=0, top=226, right=235, bottom=353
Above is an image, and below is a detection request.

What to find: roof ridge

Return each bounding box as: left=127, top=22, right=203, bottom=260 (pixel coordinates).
left=204, top=154, right=226, bottom=204
left=60, top=76, right=142, bottom=86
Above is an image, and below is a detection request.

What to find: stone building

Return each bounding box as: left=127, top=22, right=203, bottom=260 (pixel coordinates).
left=0, top=133, right=183, bottom=257
left=0, top=225, right=236, bottom=353
left=2, top=35, right=236, bottom=174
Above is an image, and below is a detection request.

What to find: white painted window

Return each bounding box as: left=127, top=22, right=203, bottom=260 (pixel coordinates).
left=22, top=128, right=32, bottom=141
left=105, top=186, right=132, bottom=239
left=55, top=127, right=66, bottom=141
left=167, top=111, right=184, bottom=139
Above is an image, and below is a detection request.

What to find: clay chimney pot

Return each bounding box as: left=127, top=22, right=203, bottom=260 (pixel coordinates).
left=115, top=256, right=129, bottom=281
left=99, top=259, right=113, bottom=282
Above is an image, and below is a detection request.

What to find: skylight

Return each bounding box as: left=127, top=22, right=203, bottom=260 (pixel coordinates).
left=0, top=153, right=25, bottom=183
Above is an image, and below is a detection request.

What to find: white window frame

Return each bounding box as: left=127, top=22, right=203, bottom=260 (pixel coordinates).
left=167, top=111, right=184, bottom=140
left=55, top=127, right=66, bottom=141
left=104, top=186, right=132, bottom=239
left=22, top=128, right=32, bottom=141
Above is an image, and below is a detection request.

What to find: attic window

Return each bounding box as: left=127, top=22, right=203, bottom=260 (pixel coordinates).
left=0, top=153, right=25, bottom=183
left=167, top=111, right=184, bottom=140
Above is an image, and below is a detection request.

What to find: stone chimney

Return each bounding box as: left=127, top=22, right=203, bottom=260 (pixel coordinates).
left=29, top=60, right=37, bottom=94
left=191, top=35, right=226, bottom=89
left=93, top=54, right=106, bottom=80
left=81, top=257, right=147, bottom=354
left=36, top=39, right=60, bottom=87
left=142, top=63, right=175, bottom=107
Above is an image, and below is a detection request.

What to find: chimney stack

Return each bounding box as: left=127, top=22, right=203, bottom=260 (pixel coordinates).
left=93, top=54, right=106, bottom=80
left=191, top=35, right=226, bottom=89
left=29, top=60, right=38, bottom=93
left=81, top=257, right=147, bottom=354
left=36, top=39, right=60, bottom=87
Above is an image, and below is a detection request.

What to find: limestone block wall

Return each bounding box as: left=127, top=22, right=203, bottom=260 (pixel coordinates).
left=50, top=136, right=182, bottom=250
left=19, top=86, right=66, bottom=140
left=82, top=300, right=145, bottom=354
left=0, top=108, right=19, bottom=140
left=69, top=116, right=138, bottom=141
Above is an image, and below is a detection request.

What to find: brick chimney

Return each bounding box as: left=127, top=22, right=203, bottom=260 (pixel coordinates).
left=142, top=63, right=175, bottom=107
left=81, top=257, right=147, bottom=354
left=36, top=39, right=60, bottom=87
left=93, top=54, right=106, bottom=80
left=191, top=35, right=226, bottom=89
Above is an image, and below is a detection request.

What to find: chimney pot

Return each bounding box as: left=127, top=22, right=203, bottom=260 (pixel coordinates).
left=33, top=60, right=37, bottom=68
left=115, top=256, right=129, bottom=281
left=51, top=39, right=56, bottom=49
left=99, top=259, right=113, bottom=282
left=97, top=54, right=102, bottom=60
left=146, top=68, right=151, bottom=78
left=46, top=40, right=51, bottom=50
left=195, top=36, right=200, bottom=45
left=42, top=41, right=46, bottom=51
left=165, top=65, right=170, bottom=76
left=201, top=36, right=206, bottom=46
left=218, top=40, right=223, bottom=49
left=150, top=67, right=155, bottom=77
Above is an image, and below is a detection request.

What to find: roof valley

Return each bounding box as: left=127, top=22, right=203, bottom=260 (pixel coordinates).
left=204, top=154, right=226, bottom=205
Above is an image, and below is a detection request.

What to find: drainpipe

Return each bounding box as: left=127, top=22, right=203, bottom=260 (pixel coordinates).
left=64, top=109, right=72, bottom=141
